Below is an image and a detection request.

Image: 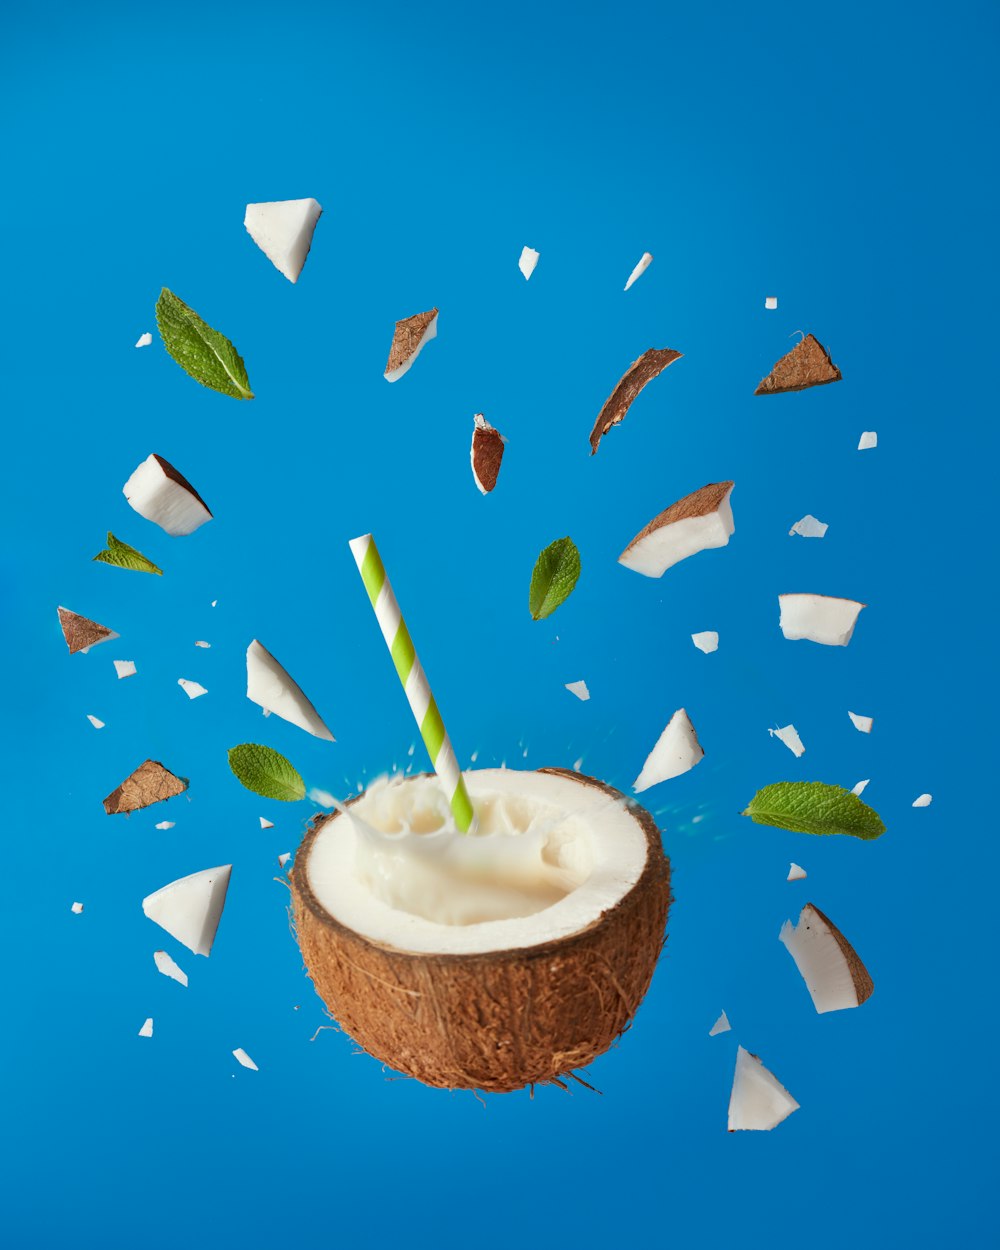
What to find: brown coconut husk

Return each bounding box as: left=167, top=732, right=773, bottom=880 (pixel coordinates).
left=470, top=414, right=505, bottom=493
left=805, top=903, right=874, bottom=1005
left=754, top=334, right=842, bottom=394
left=103, top=759, right=188, bottom=814
left=384, top=308, right=437, bottom=377
left=589, top=347, right=682, bottom=454
left=620, top=481, right=734, bottom=559
left=58, top=607, right=117, bottom=655
left=290, top=769, right=671, bottom=1092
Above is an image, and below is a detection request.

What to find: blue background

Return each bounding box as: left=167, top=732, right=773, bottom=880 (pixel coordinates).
left=2, top=2, right=996, bottom=1246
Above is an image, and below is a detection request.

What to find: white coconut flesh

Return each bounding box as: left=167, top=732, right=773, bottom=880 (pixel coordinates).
left=779, top=904, right=872, bottom=1013
left=779, top=593, right=865, bottom=646
left=620, top=490, right=734, bottom=578
left=246, top=640, right=333, bottom=740
left=123, top=454, right=212, bottom=537
left=728, top=1046, right=799, bottom=1131
left=304, top=769, right=650, bottom=956
left=633, top=708, right=703, bottom=792
left=244, top=198, right=322, bottom=283
left=142, top=865, right=231, bottom=957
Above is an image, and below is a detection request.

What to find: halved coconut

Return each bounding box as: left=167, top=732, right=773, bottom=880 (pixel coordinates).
left=709, top=1010, right=731, bottom=1036
left=754, top=334, right=841, bottom=395
left=58, top=606, right=118, bottom=655
left=142, top=865, right=232, bottom=956
left=589, top=347, right=682, bottom=454
left=778, top=593, right=865, bottom=646
left=518, top=246, right=539, bottom=280
left=728, top=1046, right=799, bottom=1131
left=291, top=768, right=671, bottom=1092
left=384, top=308, right=438, bottom=382
left=246, top=640, right=333, bottom=740
left=103, top=760, right=187, bottom=815
left=634, top=709, right=703, bottom=791
left=470, top=414, right=505, bottom=493
left=123, top=454, right=212, bottom=537
left=620, top=482, right=734, bottom=578
left=779, top=903, right=873, bottom=1013
left=624, top=252, right=653, bottom=291
left=244, top=198, right=322, bottom=283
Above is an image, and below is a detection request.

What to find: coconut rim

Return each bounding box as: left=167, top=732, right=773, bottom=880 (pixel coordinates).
left=291, top=767, right=667, bottom=966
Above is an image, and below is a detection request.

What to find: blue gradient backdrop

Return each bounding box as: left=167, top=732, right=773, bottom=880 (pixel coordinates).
left=2, top=3, right=996, bottom=1247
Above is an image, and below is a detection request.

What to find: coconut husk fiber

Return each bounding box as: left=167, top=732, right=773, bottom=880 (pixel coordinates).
left=589, top=348, right=682, bottom=454
left=103, top=760, right=188, bottom=814
left=384, top=308, right=437, bottom=377
left=755, top=334, right=841, bottom=394
left=58, top=607, right=117, bottom=655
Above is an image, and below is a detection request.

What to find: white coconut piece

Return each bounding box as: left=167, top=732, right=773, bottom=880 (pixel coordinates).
left=135, top=332, right=153, bottom=348
left=138, top=1018, right=154, bottom=1038
left=123, top=454, right=213, bottom=537
left=765, top=297, right=778, bottom=310
left=246, top=640, right=333, bottom=740
left=709, top=1010, right=731, bottom=1036
left=278, top=852, right=291, bottom=868
left=858, top=431, right=877, bottom=450
left=789, top=514, right=828, bottom=538
left=620, top=482, right=735, bottom=578
left=634, top=709, right=704, bottom=792
left=384, top=309, right=438, bottom=382
left=778, top=593, right=865, bottom=646
left=691, top=631, right=719, bottom=654
left=153, top=949, right=189, bottom=987
left=913, top=793, right=932, bottom=807
left=565, top=680, right=590, bottom=701
left=194, top=640, right=210, bottom=648
left=624, top=252, right=653, bottom=291
left=114, top=660, right=137, bottom=680
left=852, top=779, right=870, bottom=796
left=309, top=787, right=337, bottom=808
left=155, top=821, right=176, bottom=830
left=178, top=678, right=208, bottom=700
left=211, top=600, right=217, bottom=607
left=86, top=715, right=105, bottom=729
left=244, top=198, right=322, bottom=283
left=233, top=1048, right=258, bottom=1071
left=848, top=711, right=873, bottom=733
left=779, top=903, right=874, bottom=1013
left=728, top=1046, right=799, bottom=1131
left=770, top=724, right=805, bottom=758
left=518, top=246, right=539, bottom=280
left=142, top=866, right=232, bottom=957
left=787, top=863, right=807, bottom=881
left=260, top=817, right=274, bottom=830
left=71, top=902, right=84, bottom=914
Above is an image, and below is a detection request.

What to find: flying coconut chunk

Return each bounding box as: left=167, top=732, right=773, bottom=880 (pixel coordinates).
left=178, top=678, right=207, bottom=700
left=913, top=793, right=933, bottom=807
left=278, top=852, right=291, bottom=868
left=624, top=252, right=653, bottom=291
left=103, top=760, right=188, bottom=815
left=590, top=347, right=682, bottom=454
left=260, top=817, right=274, bottom=830
left=244, top=197, right=322, bottom=283
left=852, top=779, right=870, bottom=796
left=383, top=308, right=438, bottom=382
left=691, top=631, right=719, bottom=654
left=86, top=715, right=105, bottom=729
left=728, top=1046, right=799, bottom=1131
left=155, top=821, right=175, bottom=830
left=518, top=246, right=539, bottom=280
left=565, top=680, right=590, bottom=701
left=709, top=1010, right=731, bottom=1036
left=765, top=296, right=778, bottom=310
left=58, top=606, right=118, bottom=655
left=787, top=863, right=807, bottom=881
left=153, top=949, right=188, bottom=987
left=858, top=430, right=878, bottom=450
left=779, top=903, right=873, bottom=1013
left=848, top=711, right=873, bottom=733
left=138, top=1018, right=154, bottom=1038
left=470, top=414, right=505, bottom=493
left=114, top=659, right=137, bottom=680
left=770, top=724, right=805, bottom=758
left=634, top=708, right=704, bottom=791
left=246, top=640, right=333, bottom=740
left=789, top=514, right=828, bottom=538
left=755, top=333, right=841, bottom=395
left=232, top=1047, right=258, bottom=1071
left=194, top=640, right=210, bottom=648
left=142, top=865, right=232, bottom=957
left=123, top=454, right=212, bottom=537
left=620, top=482, right=734, bottom=578
left=779, top=593, right=865, bottom=646
left=71, top=902, right=84, bottom=914
left=135, top=332, right=153, bottom=348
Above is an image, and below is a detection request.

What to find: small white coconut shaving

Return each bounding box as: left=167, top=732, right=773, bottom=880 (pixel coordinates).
left=178, top=678, right=208, bottom=700
left=194, top=641, right=210, bottom=648
left=634, top=709, right=704, bottom=791
left=138, top=1018, right=154, bottom=1037
left=565, top=680, right=590, bottom=701
left=71, top=902, right=84, bottom=914
left=691, top=631, right=719, bottom=654
left=624, top=252, right=653, bottom=291
left=709, top=1011, right=731, bottom=1036
left=233, top=1048, right=258, bottom=1071
left=278, top=852, right=291, bottom=868
left=86, top=715, right=105, bottom=729
left=135, top=332, right=153, bottom=348
left=765, top=297, right=778, bottom=310
left=518, top=246, right=539, bottom=280
left=848, top=711, right=873, bottom=733
left=852, top=779, right=870, bottom=796
left=142, top=866, right=232, bottom=957
left=260, top=817, right=274, bottom=830
left=114, top=660, right=137, bottom=680
left=309, top=788, right=337, bottom=808
left=858, top=431, right=877, bottom=450
left=211, top=600, right=217, bottom=607
left=770, top=724, right=805, bottom=757
left=155, top=821, right=175, bottom=830
left=787, top=863, right=807, bottom=881
left=728, top=1046, right=799, bottom=1132
left=153, top=949, right=189, bottom=987
left=789, top=514, right=828, bottom=538
left=913, top=793, right=933, bottom=807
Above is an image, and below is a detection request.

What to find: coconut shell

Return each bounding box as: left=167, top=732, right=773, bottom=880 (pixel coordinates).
left=150, top=454, right=213, bottom=516
left=384, top=308, right=437, bottom=378
left=621, top=481, right=734, bottom=558
left=805, top=903, right=874, bottom=1005
left=58, top=606, right=117, bottom=655
left=589, top=348, right=682, bottom=454
left=103, top=759, right=188, bottom=815
left=470, top=415, right=505, bottom=493
left=754, top=334, right=842, bottom=395
left=290, top=769, right=671, bottom=1092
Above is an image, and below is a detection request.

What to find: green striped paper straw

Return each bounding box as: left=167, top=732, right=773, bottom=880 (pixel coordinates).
left=349, top=533, right=476, bottom=833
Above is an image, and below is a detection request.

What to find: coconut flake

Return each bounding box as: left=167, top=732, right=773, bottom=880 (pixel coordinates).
left=138, top=1018, right=154, bottom=1037
left=765, top=297, right=778, bottom=310
left=728, top=1046, right=799, bottom=1131
left=58, top=606, right=118, bottom=655
left=565, top=680, right=590, bottom=701
left=755, top=333, right=841, bottom=395
left=384, top=308, right=438, bottom=382
left=778, top=593, right=865, bottom=646
left=779, top=903, right=873, bottom=1013
left=135, top=332, right=153, bottom=348
left=518, top=246, right=539, bottom=280
left=194, top=640, right=210, bottom=649
left=178, top=678, right=208, bottom=700
left=789, top=514, right=828, bottom=538
left=309, top=787, right=337, bottom=808
left=244, top=198, right=322, bottom=283
left=470, top=414, right=505, bottom=493
left=87, top=715, right=105, bottom=729
left=691, top=631, right=719, bottom=654
left=153, top=949, right=188, bottom=987
left=211, top=600, right=217, bottom=607
left=624, top=252, right=653, bottom=291
left=634, top=708, right=704, bottom=791
left=848, top=711, right=873, bottom=733
left=787, top=863, right=807, bottom=881
left=913, top=793, right=933, bottom=807
left=114, top=659, right=137, bottom=680
left=620, top=482, right=734, bottom=578
left=852, top=779, right=870, bottom=796
left=123, top=454, right=213, bottom=537
left=246, top=640, right=333, bottom=740
left=71, top=902, right=84, bottom=914
left=155, top=821, right=176, bottom=830
left=770, top=724, right=805, bottom=758
left=858, top=431, right=877, bottom=450
left=103, top=759, right=187, bottom=814
left=590, top=347, right=683, bottom=454
left=278, top=852, right=291, bottom=868
left=709, top=1010, right=731, bottom=1036
left=143, top=865, right=231, bottom=957
left=233, top=1047, right=258, bottom=1071
left=260, top=817, right=274, bottom=829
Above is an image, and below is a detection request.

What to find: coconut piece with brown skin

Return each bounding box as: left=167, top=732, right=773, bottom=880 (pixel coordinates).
left=470, top=414, right=505, bottom=493
left=384, top=308, right=438, bottom=382
left=619, top=482, right=734, bottom=578
left=123, top=454, right=213, bottom=536
left=103, top=760, right=188, bottom=815
left=58, top=607, right=118, bottom=655
left=589, top=347, right=682, bottom=454
left=779, top=903, right=873, bottom=1013
left=291, top=768, right=671, bottom=1093
left=754, top=333, right=842, bottom=395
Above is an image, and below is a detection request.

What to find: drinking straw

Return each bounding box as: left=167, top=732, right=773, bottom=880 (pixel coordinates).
left=349, top=533, right=476, bottom=833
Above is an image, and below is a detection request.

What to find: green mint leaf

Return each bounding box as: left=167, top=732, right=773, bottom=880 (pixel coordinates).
left=93, top=532, right=162, bottom=575
left=228, top=743, right=305, bottom=802
left=529, top=537, right=581, bottom=620
left=742, top=781, right=886, bottom=840
left=156, top=287, right=254, bottom=399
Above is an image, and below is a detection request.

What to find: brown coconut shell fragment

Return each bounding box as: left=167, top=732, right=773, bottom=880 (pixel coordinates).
left=621, top=481, right=734, bottom=556
left=103, top=760, right=188, bottom=815
left=151, top=454, right=213, bottom=516
left=754, top=334, right=842, bottom=395
left=58, top=606, right=118, bottom=655
left=290, top=769, right=671, bottom=1093
left=383, top=308, right=438, bottom=380
left=806, top=903, right=874, bottom=1005
left=589, top=347, right=682, bottom=454
left=470, top=414, right=505, bottom=493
